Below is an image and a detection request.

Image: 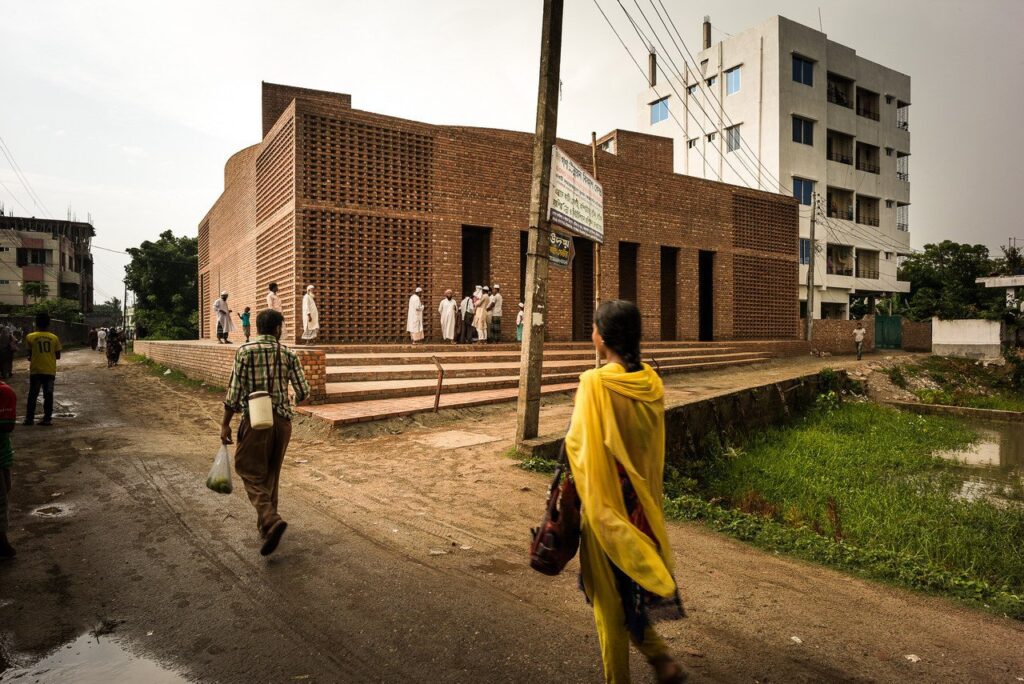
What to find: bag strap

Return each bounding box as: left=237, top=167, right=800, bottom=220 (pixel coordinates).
left=265, top=342, right=281, bottom=394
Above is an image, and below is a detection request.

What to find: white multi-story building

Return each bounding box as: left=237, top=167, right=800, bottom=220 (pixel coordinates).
left=636, top=15, right=911, bottom=319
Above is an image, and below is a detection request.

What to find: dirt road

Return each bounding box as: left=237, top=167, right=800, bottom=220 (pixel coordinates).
left=1, top=350, right=1022, bottom=682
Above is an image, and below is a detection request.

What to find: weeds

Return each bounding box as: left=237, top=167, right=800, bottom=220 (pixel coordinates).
left=518, top=455, right=559, bottom=474
left=675, top=401, right=1024, bottom=618
left=127, top=353, right=224, bottom=394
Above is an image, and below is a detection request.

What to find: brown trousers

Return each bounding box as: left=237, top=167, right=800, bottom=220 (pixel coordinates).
left=234, top=414, right=292, bottom=537
left=0, top=467, right=10, bottom=537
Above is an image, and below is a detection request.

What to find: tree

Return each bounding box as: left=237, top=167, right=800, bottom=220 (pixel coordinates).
left=124, top=230, right=198, bottom=339
left=16, top=298, right=84, bottom=322
left=21, top=281, right=49, bottom=303
left=898, top=241, right=1004, bottom=320
left=92, top=297, right=123, bottom=326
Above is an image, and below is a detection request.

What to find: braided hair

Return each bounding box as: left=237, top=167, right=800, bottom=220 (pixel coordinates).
left=595, top=300, right=643, bottom=372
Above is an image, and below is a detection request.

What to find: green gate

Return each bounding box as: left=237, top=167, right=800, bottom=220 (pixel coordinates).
left=875, top=315, right=903, bottom=349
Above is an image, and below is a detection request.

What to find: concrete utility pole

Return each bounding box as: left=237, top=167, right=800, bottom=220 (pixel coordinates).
left=591, top=131, right=601, bottom=369
left=516, top=0, right=564, bottom=445
left=805, top=192, right=817, bottom=342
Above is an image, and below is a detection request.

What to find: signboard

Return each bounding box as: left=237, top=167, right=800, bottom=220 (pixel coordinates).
left=548, top=146, right=604, bottom=244
left=548, top=230, right=571, bottom=267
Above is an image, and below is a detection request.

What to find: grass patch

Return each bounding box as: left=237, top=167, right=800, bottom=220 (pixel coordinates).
left=670, top=401, right=1024, bottom=618
left=503, top=446, right=560, bottom=474
left=127, top=353, right=223, bottom=394
left=904, top=356, right=1024, bottom=412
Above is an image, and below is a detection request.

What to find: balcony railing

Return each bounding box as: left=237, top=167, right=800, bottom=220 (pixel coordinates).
left=828, top=265, right=854, bottom=277
left=897, top=171, right=910, bottom=182
left=856, top=267, right=880, bottom=279
left=828, top=207, right=854, bottom=220
left=827, top=151, right=852, bottom=165
left=827, top=87, right=852, bottom=108
left=856, top=160, right=880, bottom=174
left=857, top=213, right=880, bottom=227
left=857, top=105, right=880, bottom=121
left=897, top=222, right=909, bottom=232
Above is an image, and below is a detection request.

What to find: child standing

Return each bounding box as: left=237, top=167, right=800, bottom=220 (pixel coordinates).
left=0, top=377, right=16, bottom=559
left=239, top=307, right=252, bottom=343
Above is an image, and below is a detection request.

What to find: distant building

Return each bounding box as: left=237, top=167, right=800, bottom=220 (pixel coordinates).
left=636, top=15, right=912, bottom=319
left=0, top=215, right=94, bottom=312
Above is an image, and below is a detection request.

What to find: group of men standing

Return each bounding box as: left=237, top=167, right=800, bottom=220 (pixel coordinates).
left=409, top=285, right=513, bottom=344
left=213, top=283, right=320, bottom=345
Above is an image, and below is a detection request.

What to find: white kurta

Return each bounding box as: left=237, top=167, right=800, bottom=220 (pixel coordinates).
left=407, top=294, right=424, bottom=340
left=302, top=293, right=319, bottom=340
left=438, top=298, right=458, bottom=340
left=266, top=291, right=282, bottom=311
left=213, top=298, right=234, bottom=333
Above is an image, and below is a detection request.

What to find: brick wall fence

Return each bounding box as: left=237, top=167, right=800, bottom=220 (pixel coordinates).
left=133, top=341, right=328, bottom=404
left=900, top=319, right=932, bottom=352
left=0, top=316, right=90, bottom=346
left=799, top=318, right=875, bottom=355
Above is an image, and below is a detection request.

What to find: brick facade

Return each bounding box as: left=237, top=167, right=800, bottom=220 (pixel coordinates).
left=199, top=82, right=800, bottom=345
left=901, top=319, right=932, bottom=352
left=134, top=340, right=327, bottom=404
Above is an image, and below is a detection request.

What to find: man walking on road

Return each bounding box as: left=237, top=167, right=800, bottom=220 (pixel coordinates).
left=220, top=309, right=310, bottom=556
left=853, top=321, right=867, bottom=361
left=97, top=327, right=107, bottom=353
left=24, top=313, right=61, bottom=427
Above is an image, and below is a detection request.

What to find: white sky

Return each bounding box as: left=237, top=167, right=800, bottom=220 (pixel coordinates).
left=1, top=0, right=1021, bottom=304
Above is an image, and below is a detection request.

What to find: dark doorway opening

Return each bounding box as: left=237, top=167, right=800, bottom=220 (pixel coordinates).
left=660, top=246, right=679, bottom=341
left=572, top=236, right=595, bottom=341
left=462, top=226, right=491, bottom=296
left=698, top=250, right=714, bottom=341
left=519, top=231, right=528, bottom=305
left=619, top=241, right=639, bottom=302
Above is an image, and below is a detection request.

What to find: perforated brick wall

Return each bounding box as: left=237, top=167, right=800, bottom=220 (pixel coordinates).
left=199, top=84, right=801, bottom=345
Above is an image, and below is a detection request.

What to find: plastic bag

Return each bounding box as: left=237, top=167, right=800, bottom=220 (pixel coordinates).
left=206, top=444, right=233, bottom=494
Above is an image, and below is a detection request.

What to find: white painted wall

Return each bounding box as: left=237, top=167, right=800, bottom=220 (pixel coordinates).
left=932, top=317, right=1004, bottom=360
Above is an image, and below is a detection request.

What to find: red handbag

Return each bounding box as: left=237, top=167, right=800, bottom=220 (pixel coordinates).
left=529, top=440, right=581, bottom=576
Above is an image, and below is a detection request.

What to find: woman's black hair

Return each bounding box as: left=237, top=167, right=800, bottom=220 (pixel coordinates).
left=595, top=300, right=643, bottom=372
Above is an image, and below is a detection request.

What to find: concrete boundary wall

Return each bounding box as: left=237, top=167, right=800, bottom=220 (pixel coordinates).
left=931, top=318, right=1003, bottom=360
left=134, top=341, right=327, bottom=404
left=521, top=371, right=841, bottom=463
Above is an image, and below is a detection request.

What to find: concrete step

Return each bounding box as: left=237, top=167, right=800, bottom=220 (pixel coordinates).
left=326, top=351, right=773, bottom=382
left=324, top=356, right=770, bottom=403
left=324, top=344, right=744, bottom=366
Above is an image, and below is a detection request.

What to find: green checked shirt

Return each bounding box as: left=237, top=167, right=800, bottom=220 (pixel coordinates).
left=224, top=335, right=311, bottom=419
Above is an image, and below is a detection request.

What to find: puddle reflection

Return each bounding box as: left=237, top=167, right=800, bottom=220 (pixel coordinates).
left=0, top=633, right=187, bottom=683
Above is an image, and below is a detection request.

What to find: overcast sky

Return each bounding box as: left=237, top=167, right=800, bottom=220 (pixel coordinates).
left=1, top=0, right=1021, bottom=304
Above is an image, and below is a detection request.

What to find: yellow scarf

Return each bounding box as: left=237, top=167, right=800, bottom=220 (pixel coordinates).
left=565, top=362, right=677, bottom=597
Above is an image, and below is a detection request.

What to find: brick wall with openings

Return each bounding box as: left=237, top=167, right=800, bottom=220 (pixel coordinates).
left=901, top=319, right=932, bottom=352
left=134, top=341, right=327, bottom=404
left=201, top=84, right=800, bottom=344
left=802, top=318, right=875, bottom=355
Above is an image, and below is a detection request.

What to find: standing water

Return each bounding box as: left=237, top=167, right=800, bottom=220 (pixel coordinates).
left=0, top=633, right=188, bottom=683
left=935, top=418, right=1024, bottom=504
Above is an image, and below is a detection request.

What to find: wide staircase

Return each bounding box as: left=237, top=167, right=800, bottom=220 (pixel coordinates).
left=299, top=340, right=790, bottom=426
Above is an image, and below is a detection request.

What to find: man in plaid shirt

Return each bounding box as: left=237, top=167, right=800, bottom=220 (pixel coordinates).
left=221, top=309, right=310, bottom=556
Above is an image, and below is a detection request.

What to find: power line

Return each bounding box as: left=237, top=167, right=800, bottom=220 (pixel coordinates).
left=0, top=179, right=31, bottom=216
left=0, top=135, right=54, bottom=219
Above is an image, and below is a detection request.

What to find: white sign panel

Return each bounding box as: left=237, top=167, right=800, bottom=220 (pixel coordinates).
left=548, top=146, right=604, bottom=244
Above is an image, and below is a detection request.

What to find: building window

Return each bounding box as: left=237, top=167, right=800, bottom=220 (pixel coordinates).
left=705, top=76, right=717, bottom=88
left=706, top=132, right=716, bottom=142
left=885, top=252, right=893, bottom=260
left=0, top=280, right=8, bottom=285
left=0, top=246, right=9, bottom=253
left=700, top=59, right=709, bottom=74
left=792, top=116, right=814, bottom=146
left=686, top=84, right=697, bottom=96
left=16, top=248, right=49, bottom=266
left=885, top=94, right=894, bottom=104
left=885, top=199, right=894, bottom=209
left=726, top=125, right=741, bottom=152
left=792, top=55, right=813, bottom=86
left=793, top=177, right=814, bottom=206
left=725, top=66, right=741, bottom=94
left=799, top=238, right=812, bottom=265
left=885, top=147, right=893, bottom=157
left=687, top=138, right=697, bottom=149
left=649, top=97, right=669, bottom=125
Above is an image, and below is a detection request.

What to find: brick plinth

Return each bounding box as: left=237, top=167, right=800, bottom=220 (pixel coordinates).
left=134, top=341, right=327, bottom=405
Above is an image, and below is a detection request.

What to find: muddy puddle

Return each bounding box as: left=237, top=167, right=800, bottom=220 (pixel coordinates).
left=936, top=419, right=1024, bottom=505
left=0, top=633, right=187, bottom=683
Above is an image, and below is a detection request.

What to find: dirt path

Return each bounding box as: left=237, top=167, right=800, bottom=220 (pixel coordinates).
left=1, top=350, right=1022, bottom=682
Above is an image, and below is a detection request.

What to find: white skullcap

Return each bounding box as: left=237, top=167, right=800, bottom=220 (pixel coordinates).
left=220, top=291, right=228, bottom=296
left=415, top=287, right=423, bottom=293
left=306, top=285, right=314, bottom=291
left=493, top=284, right=500, bottom=289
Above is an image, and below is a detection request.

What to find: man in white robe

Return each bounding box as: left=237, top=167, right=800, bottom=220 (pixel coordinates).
left=301, top=285, right=319, bottom=342
left=213, top=292, right=234, bottom=343
left=459, top=290, right=476, bottom=343
left=438, top=289, right=458, bottom=343
left=407, top=287, right=424, bottom=342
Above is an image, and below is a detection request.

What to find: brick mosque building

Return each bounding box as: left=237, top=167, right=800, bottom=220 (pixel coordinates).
left=198, top=82, right=800, bottom=344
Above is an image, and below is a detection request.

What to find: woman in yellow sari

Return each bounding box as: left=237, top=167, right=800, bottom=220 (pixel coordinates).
left=565, top=300, right=686, bottom=684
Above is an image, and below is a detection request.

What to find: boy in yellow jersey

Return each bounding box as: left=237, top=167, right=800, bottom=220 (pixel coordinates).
left=24, top=313, right=62, bottom=426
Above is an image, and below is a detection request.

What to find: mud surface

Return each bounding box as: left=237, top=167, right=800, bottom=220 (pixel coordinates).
left=1, top=350, right=1022, bottom=682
